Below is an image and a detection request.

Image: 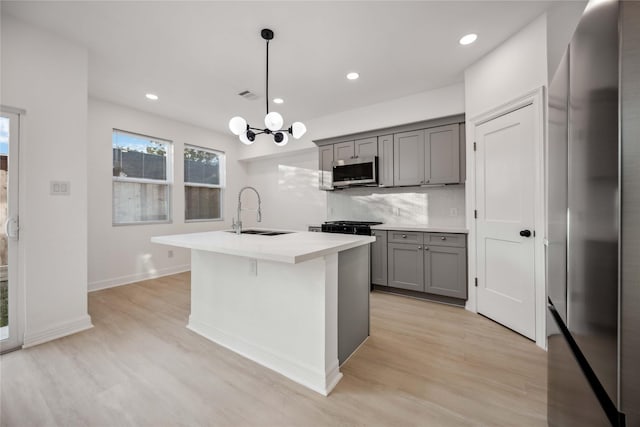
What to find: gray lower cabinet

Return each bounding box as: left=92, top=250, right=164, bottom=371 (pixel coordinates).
left=370, top=230, right=387, bottom=285
left=424, top=245, right=467, bottom=298
left=379, top=231, right=468, bottom=300
left=387, top=242, right=424, bottom=292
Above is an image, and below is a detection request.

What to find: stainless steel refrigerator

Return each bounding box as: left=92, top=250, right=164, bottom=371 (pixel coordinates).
left=546, top=1, right=640, bottom=426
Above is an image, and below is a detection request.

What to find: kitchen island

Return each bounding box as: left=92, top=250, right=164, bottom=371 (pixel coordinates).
left=151, top=230, right=374, bottom=395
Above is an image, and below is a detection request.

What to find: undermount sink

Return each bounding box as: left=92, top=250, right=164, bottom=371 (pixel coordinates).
left=227, top=229, right=292, bottom=236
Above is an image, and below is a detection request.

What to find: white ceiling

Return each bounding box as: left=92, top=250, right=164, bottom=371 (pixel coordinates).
left=3, top=1, right=558, bottom=133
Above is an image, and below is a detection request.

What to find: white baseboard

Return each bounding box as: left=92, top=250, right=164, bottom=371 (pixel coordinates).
left=88, top=264, right=190, bottom=292
left=23, top=315, right=93, bottom=348
left=188, top=317, right=343, bottom=396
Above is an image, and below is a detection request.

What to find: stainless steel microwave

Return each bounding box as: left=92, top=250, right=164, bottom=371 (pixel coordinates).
left=332, top=156, right=378, bottom=187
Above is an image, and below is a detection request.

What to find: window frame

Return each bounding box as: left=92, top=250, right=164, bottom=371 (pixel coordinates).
left=112, top=129, right=174, bottom=226
left=183, top=144, right=225, bottom=223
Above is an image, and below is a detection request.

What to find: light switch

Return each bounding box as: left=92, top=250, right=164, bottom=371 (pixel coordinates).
left=50, top=180, right=71, bottom=196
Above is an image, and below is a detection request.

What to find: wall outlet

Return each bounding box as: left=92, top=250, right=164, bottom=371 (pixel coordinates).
left=168, top=250, right=174, bottom=258
left=449, top=208, right=458, bottom=216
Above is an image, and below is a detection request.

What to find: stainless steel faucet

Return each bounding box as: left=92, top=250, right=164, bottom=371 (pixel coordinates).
left=232, top=186, right=262, bottom=234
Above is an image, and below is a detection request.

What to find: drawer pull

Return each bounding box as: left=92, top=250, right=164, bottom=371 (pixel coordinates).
left=441, top=237, right=447, bottom=241
left=402, top=234, right=407, bottom=238
left=424, top=247, right=429, bottom=251
left=418, top=246, right=422, bottom=250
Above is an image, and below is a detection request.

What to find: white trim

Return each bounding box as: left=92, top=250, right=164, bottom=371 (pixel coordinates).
left=0, top=105, right=26, bottom=115
left=22, top=315, right=93, bottom=348
left=187, top=317, right=343, bottom=396
left=465, top=87, right=547, bottom=350
left=88, top=264, right=190, bottom=292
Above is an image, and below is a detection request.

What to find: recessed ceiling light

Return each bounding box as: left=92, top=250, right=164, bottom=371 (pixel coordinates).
left=273, top=98, right=284, bottom=104
left=145, top=93, right=159, bottom=100
left=459, top=34, right=478, bottom=46
left=346, top=72, right=359, bottom=80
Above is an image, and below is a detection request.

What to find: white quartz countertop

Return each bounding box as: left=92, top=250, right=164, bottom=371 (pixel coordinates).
left=151, top=229, right=374, bottom=264
left=370, top=224, right=468, bottom=234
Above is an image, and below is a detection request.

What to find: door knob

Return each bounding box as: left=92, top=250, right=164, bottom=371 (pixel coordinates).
left=520, top=229, right=532, bottom=238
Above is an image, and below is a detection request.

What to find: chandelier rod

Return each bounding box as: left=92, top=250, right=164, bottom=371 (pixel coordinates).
left=265, top=38, right=270, bottom=115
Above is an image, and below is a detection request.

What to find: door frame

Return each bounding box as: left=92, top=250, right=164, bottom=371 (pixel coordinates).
left=465, top=87, right=547, bottom=349
left=0, top=105, right=25, bottom=353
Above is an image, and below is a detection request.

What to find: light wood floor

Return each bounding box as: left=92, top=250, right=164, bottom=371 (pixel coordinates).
left=0, top=272, right=547, bottom=426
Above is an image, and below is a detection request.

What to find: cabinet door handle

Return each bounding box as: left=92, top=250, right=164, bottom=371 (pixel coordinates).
left=401, top=234, right=407, bottom=238
left=441, top=237, right=447, bottom=241
left=424, top=247, right=429, bottom=251
left=426, top=179, right=430, bottom=183
left=418, top=246, right=422, bottom=250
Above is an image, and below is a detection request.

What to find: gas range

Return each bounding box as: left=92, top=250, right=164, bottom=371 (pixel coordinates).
left=321, top=220, right=382, bottom=235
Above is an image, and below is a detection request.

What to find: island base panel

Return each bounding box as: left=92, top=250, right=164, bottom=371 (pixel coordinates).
left=188, top=249, right=341, bottom=396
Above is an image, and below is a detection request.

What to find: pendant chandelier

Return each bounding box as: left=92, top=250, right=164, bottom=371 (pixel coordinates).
left=228, top=28, right=307, bottom=146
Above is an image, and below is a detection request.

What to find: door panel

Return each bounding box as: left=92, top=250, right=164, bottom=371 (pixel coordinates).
left=424, top=246, right=467, bottom=299
left=355, top=137, right=377, bottom=158
left=0, top=110, right=21, bottom=353
left=476, top=104, right=536, bottom=340
left=370, top=231, right=387, bottom=286
left=377, top=135, right=394, bottom=187
left=388, top=243, right=423, bottom=291
left=333, top=141, right=355, bottom=162
left=425, top=124, right=460, bottom=184
left=319, top=145, right=333, bottom=190
left=393, top=130, right=424, bottom=186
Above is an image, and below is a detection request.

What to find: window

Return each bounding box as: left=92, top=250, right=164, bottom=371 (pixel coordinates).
left=112, top=129, right=172, bottom=225
left=184, top=145, right=224, bottom=221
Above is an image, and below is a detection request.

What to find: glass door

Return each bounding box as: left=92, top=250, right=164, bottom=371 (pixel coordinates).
left=1, top=110, right=21, bottom=353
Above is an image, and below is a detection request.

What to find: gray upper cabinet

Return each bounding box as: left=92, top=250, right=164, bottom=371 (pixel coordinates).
left=370, top=230, right=388, bottom=286
left=424, top=245, right=467, bottom=299
left=319, top=145, right=334, bottom=190
left=355, top=137, right=378, bottom=158
left=424, top=124, right=460, bottom=184
left=314, top=115, right=465, bottom=189
left=334, top=141, right=355, bottom=162
left=378, top=134, right=394, bottom=187
left=393, top=130, right=425, bottom=186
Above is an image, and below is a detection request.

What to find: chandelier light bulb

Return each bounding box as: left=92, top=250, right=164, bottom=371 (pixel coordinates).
left=273, top=132, right=289, bottom=146
left=229, top=116, right=247, bottom=136
left=239, top=131, right=255, bottom=145
left=264, top=112, right=284, bottom=131
left=290, top=122, right=307, bottom=139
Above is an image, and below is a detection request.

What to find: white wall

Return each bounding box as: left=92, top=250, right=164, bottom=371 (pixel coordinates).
left=465, top=15, right=548, bottom=119
left=241, top=150, right=326, bottom=231
left=327, top=185, right=465, bottom=227
left=87, top=98, right=247, bottom=290
left=239, top=83, right=465, bottom=161
left=0, top=16, right=92, bottom=346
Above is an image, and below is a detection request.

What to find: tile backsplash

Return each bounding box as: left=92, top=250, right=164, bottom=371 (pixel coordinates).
left=327, top=185, right=466, bottom=227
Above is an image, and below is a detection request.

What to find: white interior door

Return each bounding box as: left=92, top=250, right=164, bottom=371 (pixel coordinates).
left=475, top=104, right=536, bottom=340
left=0, top=110, right=21, bottom=353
